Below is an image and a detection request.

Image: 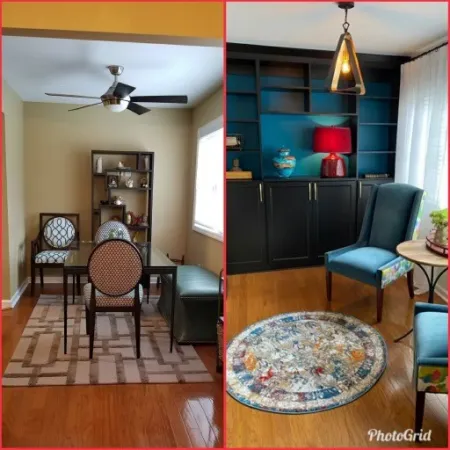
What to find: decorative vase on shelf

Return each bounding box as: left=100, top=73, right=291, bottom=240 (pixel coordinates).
left=272, top=147, right=296, bottom=178
left=95, top=157, right=103, bottom=174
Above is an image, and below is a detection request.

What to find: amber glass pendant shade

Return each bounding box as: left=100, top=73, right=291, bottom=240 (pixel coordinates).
left=325, top=2, right=366, bottom=95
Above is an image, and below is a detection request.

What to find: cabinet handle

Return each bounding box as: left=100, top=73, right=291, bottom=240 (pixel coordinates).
left=359, top=181, right=362, bottom=199
left=314, top=183, right=318, bottom=201
left=308, top=183, right=312, bottom=201
left=259, top=183, right=263, bottom=203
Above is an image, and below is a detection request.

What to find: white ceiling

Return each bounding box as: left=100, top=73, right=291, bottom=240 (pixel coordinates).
left=227, top=2, right=448, bottom=56
left=2, top=36, right=223, bottom=108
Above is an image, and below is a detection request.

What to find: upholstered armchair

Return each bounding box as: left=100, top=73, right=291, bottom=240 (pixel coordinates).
left=31, top=213, right=80, bottom=296
left=325, top=183, right=424, bottom=322
left=413, top=302, right=448, bottom=439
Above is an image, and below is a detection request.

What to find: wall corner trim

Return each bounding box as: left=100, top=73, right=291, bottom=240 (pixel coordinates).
left=2, top=278, right=28, bottom=309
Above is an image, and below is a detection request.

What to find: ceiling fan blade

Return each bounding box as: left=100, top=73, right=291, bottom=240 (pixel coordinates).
left=130, top=95, right=188, bottom=104
left=68, top=102, right=103, bottom=112
left=113, top=82, right=136, bottom=98
left=127, top=102, right=151, bottom=115
left=46, top=93, right=100, bottom=100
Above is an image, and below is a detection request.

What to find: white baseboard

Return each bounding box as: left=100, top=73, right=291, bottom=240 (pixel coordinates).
left=2, top=275, right=160, bottom=310
left=2, top=278, right=29, bottom=310
left=434, top=284, right=448, bottom=303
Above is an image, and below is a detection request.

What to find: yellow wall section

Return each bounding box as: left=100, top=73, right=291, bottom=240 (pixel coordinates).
left=2, top=2, right=223, bottom=40
left=185, top=88, right=223, bottom=275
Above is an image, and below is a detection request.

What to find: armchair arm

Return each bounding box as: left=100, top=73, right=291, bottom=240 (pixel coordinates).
left=31, top=236, right=41, bottom=257
left=414, top=302, right=448, bottom=316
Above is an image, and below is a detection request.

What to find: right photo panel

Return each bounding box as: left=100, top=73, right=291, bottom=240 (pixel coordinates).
left=225, top=2, right=448, bottom=448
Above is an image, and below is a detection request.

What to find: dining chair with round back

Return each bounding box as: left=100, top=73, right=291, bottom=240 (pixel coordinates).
left=94, top=220, right=131, bottom=244
left=85, top=239, right=144, bottom=359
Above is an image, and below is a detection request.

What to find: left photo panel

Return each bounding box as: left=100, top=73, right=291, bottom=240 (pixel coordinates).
left=1, top=2, right=224, bottom=448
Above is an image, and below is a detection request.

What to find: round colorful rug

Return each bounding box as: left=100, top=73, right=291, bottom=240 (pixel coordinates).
left=227, top=311, right=387, bottom=414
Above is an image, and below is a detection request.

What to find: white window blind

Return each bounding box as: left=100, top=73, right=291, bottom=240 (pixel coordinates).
left=193, top=116, right=224, bottom=241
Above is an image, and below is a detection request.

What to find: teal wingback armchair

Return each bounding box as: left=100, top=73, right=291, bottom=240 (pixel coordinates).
left=413, top=302, right=448, bottom=439
left=325, top=183, right=424, bottom=322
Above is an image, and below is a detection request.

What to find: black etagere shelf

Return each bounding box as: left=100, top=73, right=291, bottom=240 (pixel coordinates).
left=91, top=150, right=154, bottom=242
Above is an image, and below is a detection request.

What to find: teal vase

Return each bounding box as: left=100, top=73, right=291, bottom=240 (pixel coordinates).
left=272, top=148, right=296, bottom=178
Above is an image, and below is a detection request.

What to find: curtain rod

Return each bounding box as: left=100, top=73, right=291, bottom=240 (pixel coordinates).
left=409, top=41, right=448, bottom=63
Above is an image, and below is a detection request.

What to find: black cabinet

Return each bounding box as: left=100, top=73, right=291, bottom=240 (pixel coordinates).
left=314, top=181, right=357, bottom=262
left=227, top=181, right=268, bottom=275
left=356, top=180, right=392, bottom=236
left=265, top=182, right=313, bottom=268
left=227, top=179, right=360, bottom=275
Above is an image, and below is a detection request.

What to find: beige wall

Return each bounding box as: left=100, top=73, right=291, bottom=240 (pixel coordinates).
left=185, top=88, right=223, bottom=275
left=2, top=80, right=26, bottom=298
left=23, top=103, right=192, bottom=272
left=2, top=114, right=11, bottom=299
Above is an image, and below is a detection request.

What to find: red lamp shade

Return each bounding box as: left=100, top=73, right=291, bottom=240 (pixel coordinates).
left=313, top=127, right=352, bottom=178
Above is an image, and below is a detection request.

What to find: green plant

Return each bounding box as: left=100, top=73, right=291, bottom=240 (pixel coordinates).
left=430, top=208, right=448, bottom=230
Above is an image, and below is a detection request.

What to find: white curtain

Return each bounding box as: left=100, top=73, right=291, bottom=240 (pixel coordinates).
left=395, top=45, right=448, bottom=293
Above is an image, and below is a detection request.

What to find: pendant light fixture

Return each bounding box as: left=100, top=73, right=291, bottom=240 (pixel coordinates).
left=326, top=2, right=366, bottom=95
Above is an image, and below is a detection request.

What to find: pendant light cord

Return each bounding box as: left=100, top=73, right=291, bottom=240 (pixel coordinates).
left=342, top=7, right=350, bottom=32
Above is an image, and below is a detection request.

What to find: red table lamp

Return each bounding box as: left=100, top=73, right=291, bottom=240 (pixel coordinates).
left=313, top=127, right=352, bottom=178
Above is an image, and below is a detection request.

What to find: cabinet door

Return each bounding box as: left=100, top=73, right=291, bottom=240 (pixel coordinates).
left=314, top=181, right=357, bottom=262
left=356, top=180, right=392, bottom=236
left=266, top=182, right=313, bottom=269
left=227, top=181, right=268, bottom=274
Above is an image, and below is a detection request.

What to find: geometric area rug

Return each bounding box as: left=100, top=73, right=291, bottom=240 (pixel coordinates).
left=3, top=294, right=213, bottom=386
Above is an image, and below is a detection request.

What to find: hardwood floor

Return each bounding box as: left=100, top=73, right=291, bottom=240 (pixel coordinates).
left=226, top=267, right=448, bottom=448
left=2, top=284, right=223, bottom=448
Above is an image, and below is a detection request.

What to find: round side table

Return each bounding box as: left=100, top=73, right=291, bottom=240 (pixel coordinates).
left=394, top=239, right=448, bottom=343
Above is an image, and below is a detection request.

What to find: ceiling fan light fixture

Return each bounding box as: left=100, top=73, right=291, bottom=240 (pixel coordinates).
left=102, top=95, right=130, bottom=113
left=325, top=2, right=366, bottom=95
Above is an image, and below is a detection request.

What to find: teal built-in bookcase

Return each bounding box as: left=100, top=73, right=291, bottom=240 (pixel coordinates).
left=226, top=44, right=406, bottom=181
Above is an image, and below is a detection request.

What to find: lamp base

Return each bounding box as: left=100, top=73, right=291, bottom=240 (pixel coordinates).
left=321, top=153, right=347, bottom=178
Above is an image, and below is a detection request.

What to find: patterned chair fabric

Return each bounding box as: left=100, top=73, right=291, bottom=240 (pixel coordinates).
left=43, top=217, right=76, bottom=249
left=35, top=250, right=69, bottom=264
left=88, top=239, right=143, bottom=297
left=413, top=302, right=448, bottom=435
left=84, top=283, right=144, bottom=307
left=95, top=221, right=131, bottom=244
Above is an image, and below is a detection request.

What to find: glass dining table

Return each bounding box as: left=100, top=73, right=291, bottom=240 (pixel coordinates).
left=63, top=242, right=177, bottom=354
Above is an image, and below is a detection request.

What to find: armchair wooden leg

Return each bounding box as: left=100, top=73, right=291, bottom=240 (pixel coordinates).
left=147, top=275, right=151, bottom=304
left=414, top=391, right=426, bottom=439
left=31, top=264, right=36, bottom=296
left=39, top=269, right=44, bottom=289
left=157, top=276, right=161, bottom=290
left=376, top=288, right=384, bottom=323
left=326, top=271, right=332, bottom=303
left=407, top=270, right=415, bottom=299
left=135, top=307, right=141, bottom=359
left=77, top=274, right=81, bottom=295
left=89, top=310, right=96, bottom=359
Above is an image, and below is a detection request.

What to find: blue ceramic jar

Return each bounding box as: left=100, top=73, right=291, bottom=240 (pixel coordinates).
left=272, top=148, right=296, bottom=178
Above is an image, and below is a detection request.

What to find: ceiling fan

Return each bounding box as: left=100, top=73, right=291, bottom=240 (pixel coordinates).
left=45, top=65, right=188, bottom=115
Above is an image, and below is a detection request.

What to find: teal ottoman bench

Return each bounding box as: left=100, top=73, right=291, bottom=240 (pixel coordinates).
left=157, top=265, right=220, bottom=344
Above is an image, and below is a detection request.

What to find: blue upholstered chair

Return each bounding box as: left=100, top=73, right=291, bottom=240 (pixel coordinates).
left=413, top=303, right=448, bottom=439
left=325, top=183, right=424, bottom=322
